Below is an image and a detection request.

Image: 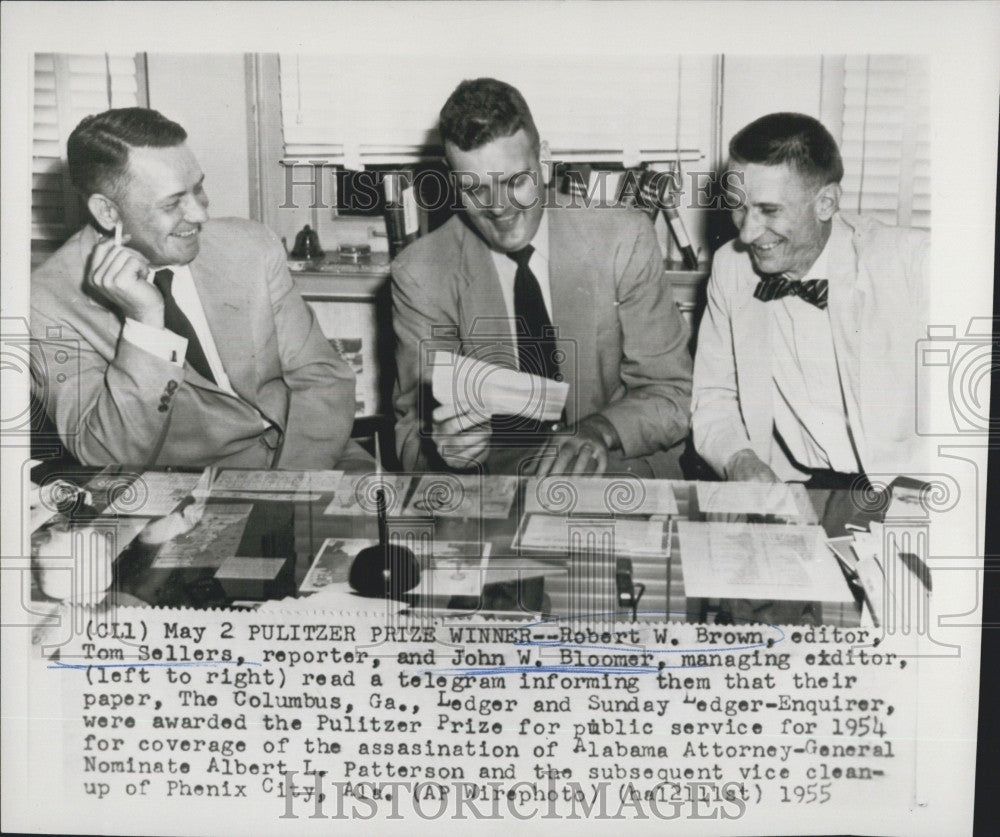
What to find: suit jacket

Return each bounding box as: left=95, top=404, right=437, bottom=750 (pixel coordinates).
left=391, top=202, right=692, bottom=471
left=692, top=212, right=929, bottom=482
left=31, top=218, right=361, bottom=470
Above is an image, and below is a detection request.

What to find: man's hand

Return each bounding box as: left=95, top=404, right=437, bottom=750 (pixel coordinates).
left=725, top=449, right=780, bottom=483
left=86, top=235, right=164, bottom=327
left=431, top=403, right=491, bottom=469
left=535, top=415, right=619, bottom=477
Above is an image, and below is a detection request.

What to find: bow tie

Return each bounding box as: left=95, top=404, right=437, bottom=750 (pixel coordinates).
left=753, top=275, right=829, bottom=310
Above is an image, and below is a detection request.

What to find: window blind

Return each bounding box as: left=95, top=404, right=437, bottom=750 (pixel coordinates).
left=278, top=54, right=716, bottom=168
left=839, top=55, right=930, bottom=230
left=32, top=53, right=144, bottom=265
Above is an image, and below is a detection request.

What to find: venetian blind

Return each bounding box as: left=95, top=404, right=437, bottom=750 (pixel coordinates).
left=839, top=55, right=930, bottom=230
left=32, top=53, right=144, bottom=266
left=278, top=54, right=717, bottom=168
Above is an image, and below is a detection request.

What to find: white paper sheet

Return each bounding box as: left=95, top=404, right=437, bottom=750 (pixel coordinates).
left=514, top=513, right=670, bottom=557
left=212, top=469, right=343, bottom=493
left=524, top=475, right=678, bottom=516
left=323, top=474, right=410, bottom=516
left=677, top=521, right=854, bottom=602
left=93, top=470, right=202, bottom=517
left=403, top=474, right=517, bottom=518
left=430, top=349, right=567, bottom=423
left=696, top=481, right=811, bottom=518
left=151, top=504, right=253, bottom=568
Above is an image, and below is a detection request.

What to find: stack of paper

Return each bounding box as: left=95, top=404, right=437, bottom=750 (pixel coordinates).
left=524, top=475, right=678, bottom=517
left=678, top=521, right=853, bottom=603
left=514, top=513, right=671, bottom=558
left=826, top=520, right=932, bottom=629
left=696, top=481, right=816, bottom=522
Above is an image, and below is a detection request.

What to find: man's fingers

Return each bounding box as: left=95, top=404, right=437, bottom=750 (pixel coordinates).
left=434, top=413, right=490, bottom=437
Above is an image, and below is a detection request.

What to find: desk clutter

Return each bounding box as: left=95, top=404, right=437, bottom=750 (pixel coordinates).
left=29, top=464, right=930, bottom=625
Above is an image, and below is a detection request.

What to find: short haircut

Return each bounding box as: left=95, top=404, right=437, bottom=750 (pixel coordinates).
left=439, top=78, right=539, bottom=154
left=67, top=107, right=187, bottom=199
left=729, top=112, right=843, bottom=185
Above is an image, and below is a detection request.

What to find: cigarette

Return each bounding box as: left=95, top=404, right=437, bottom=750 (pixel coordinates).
left=114, top=222, right=123, bottom=247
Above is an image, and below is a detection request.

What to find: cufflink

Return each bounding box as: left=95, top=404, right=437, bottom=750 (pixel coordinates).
left=157, top=405, right=169, bottom=413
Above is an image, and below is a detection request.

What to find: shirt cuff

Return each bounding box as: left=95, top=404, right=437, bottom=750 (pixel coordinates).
left=122, top=318, right=188, bottom=366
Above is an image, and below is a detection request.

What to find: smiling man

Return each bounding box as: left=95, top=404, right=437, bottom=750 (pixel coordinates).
left=392, top=78, right=692, bottom=476
left=31, top=108, right=363, bottom=469
left=692, top=112, right=929, bottom=485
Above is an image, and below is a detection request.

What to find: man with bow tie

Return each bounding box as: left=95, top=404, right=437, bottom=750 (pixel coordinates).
left=31, top=107, right=365, bottom=470
left=692, top=112, right=929, bottom=486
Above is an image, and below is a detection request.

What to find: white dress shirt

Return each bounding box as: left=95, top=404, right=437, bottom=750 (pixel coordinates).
left=489, top=212, right=553, bottom=341
left=769, top=242, right=863, bottom=474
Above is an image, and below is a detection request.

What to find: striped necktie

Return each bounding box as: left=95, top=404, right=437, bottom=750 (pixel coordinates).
left=753, top=275, right=829, bottom=310
left=152, top=269, right=216, bottom=383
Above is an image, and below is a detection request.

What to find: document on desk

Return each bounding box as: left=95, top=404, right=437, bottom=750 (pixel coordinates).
left=151, top=504, right=253, bottom=569
left=677, top=521, right=853, bottom=601
left=696, top=480, right=812, bottom=519
left=301, top=536, right=490, bottom=596
left=403, top=474, right=517, bottom=518
left=89, top=470, right=203, bottom=517
left=323, top=474, right=410, bottom=516
left=430, top=350, right=568, bottom=423
left=514, top=513, right=670, bottom=557
left=212, top=469, right=343, bottom=494
left=524, top=475, right=679, bottom=516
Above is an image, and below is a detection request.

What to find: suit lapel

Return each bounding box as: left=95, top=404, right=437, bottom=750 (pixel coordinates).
left=730, top=255, right=774, bottom=449
left=457, top=223, right=518, bottom=358
left=824, top=215, right=867, bottom=459
left=548, top=207, right=589, bottom=421
left=189, top=242, right=253, bottom=396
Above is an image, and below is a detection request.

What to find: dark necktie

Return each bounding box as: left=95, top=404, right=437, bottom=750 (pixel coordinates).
left=507, top=245, right=561, bottom=381
left=753, top=274, right=829, bottom=310
left=152, top=269, right=216, bottom=383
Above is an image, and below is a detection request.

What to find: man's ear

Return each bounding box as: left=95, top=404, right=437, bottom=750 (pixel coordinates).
left=814, top=182, right=841, bottom=222
left=86, top=193, right=120, bottom=233
left=539, top=139, right=552, bottom=187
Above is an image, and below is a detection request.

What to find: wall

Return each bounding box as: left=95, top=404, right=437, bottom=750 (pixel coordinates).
left=146, top=54, right=250, bottom=220
left=720, top=56, right=827, bottom=147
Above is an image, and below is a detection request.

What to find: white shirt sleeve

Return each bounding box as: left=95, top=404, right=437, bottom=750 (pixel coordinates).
left=122, top=317, right=188, bottom=366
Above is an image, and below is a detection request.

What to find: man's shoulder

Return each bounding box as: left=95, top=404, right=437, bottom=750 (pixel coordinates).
left=707, top=237, right=754, bottom=286
left=391, top=215, right=466, bottom=277
left=200, top=217, right=278, bottom=250
left=553, top=201, right=649, bottom=241
left=838, top=212, right=928, bottom=254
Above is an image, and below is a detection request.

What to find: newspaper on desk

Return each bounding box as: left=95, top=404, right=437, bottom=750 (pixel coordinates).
left=403, top=474, right=518, bottom=518
left=514, top=512, right=671, bottom=557
left=696, top=480, right=815, bottom=520
left=85, top=469, right=202, bottom=517
left=323, top=473, right=411, bottom=516
left=211, top=468, right=343, bottom=495
left=678, top=521, right=854, bottom=602
left=430, top=349, right=568, bottom=423
left=524, top=475, right=679, bottom=516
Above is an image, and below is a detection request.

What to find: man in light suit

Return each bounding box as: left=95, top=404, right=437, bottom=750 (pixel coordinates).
left=31, top=107, right=365, bottom=470
left=692, top=112, right=928, bottom=486
left=392, top=78, right=692, bottom=476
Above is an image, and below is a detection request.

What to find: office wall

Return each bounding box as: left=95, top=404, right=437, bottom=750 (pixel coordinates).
left=146, top=54, right=250, bottom=220
left=720, top=56, right=826, bottom=148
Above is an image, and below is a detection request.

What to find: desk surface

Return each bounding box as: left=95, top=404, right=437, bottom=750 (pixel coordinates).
left=33, top=469, right=865, bottom=626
